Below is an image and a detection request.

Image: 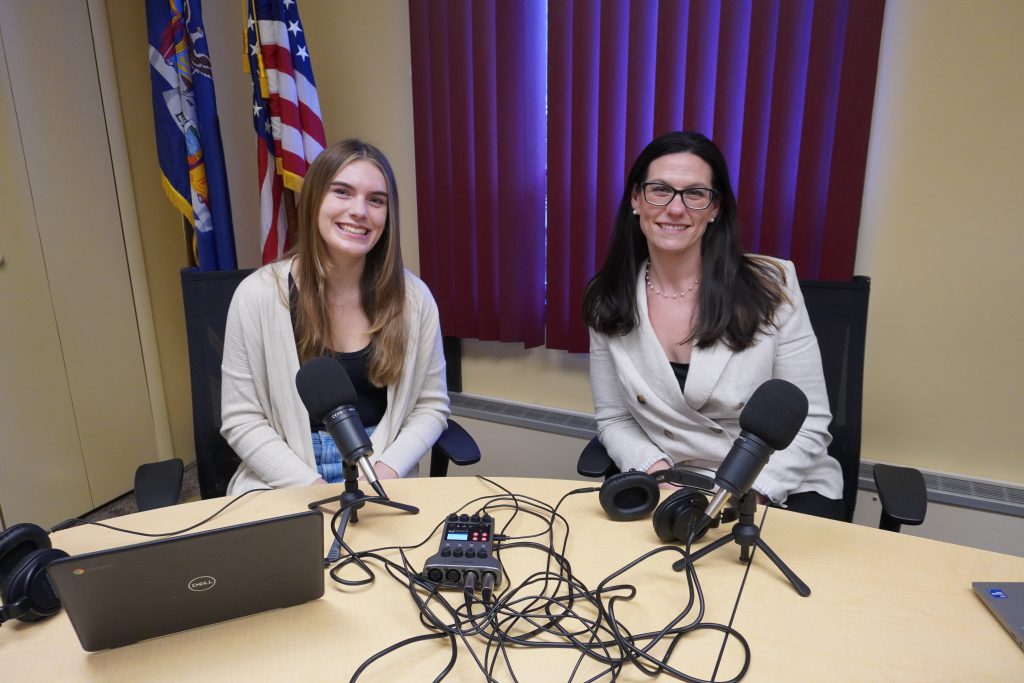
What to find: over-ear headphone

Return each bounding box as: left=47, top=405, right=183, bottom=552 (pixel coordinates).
left=0, top=523, right=68, bottom=626
left=598, top=466, right=737, bottom=542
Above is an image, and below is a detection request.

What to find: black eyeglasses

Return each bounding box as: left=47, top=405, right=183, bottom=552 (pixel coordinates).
left=640, top=182, right=718, bottom=210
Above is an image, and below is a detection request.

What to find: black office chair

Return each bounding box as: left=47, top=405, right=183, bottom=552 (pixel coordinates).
left=800, top=277, right=925, bottom=531
left=133, top=458, right=184, bottom=511
left=180, top=268, right=480, bottom=499
left=578, top=276, right=927, bottom=532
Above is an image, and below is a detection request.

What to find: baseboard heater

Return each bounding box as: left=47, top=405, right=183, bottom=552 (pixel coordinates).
left=450, top=392, right=1024, bottom=519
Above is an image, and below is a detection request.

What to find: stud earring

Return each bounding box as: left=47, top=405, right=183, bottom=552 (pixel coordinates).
left=632, top=209, right=639, bottom=215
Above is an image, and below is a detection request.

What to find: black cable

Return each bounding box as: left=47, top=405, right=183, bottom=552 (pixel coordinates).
left=45, top=487, right=273, bottom=538
left=349, top=631, right=455, bottom=683
left=710, top=504, right=770, bottom=682
left=333, top=479, right=753, bottom=682
left=325, top=495, right=393, bottom=585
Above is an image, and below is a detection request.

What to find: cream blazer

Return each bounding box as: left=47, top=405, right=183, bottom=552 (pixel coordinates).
left=220, top=259, right=450, bottom=494
left=589, top=258, right=843, bottom=504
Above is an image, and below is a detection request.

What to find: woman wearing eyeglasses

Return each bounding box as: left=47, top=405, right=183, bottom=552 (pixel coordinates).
left=583, top=131, right=843, bottom=518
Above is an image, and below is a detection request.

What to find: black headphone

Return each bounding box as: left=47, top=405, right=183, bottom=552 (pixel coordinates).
left=598, top=465, right=737, bottom=542
left=0, top=523, right=68, bottom=626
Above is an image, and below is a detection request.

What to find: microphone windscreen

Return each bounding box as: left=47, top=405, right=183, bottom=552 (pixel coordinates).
left=295, top=356, right=357, bottom=422
left=738, top=379, right=809, bottom=451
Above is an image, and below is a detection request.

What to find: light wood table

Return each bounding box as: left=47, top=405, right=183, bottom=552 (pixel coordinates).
left=2, top=477, right=1021, bottom=681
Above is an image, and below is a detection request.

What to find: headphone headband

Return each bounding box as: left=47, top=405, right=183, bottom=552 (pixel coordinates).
left=651, top=464, right=716, bottom=492
left=0, top=597, right=29, bottom=624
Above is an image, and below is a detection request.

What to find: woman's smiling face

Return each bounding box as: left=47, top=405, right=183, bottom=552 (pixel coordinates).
left=317, top=159, right=389, bottom=263
left=631, top=152, right=719, bottom=258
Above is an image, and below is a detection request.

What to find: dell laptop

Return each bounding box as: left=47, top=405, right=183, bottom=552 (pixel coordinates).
left=973, top=581, right=1024, bottom=651
left=47, top=510, right=325, bottom=651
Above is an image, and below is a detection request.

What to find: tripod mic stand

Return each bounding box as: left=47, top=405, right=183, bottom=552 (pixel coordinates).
left=672, top=491, right=810, bottom=597
left=308, top=459, right=419, bottom=563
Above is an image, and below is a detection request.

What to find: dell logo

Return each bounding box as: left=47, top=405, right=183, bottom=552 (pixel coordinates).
left=188, top=576, right=216, bottom=592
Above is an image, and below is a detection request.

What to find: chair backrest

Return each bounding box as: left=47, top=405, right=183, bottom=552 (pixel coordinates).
left=799, top=276, right=870, bottom=523
left=181, top=268, right=255, bottom=499
left=182, top=269, right=479, bottom=495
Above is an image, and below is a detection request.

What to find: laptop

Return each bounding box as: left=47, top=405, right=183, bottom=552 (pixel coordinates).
left=973, top=581, right=1024, bottom=651
left=47, top=510, right=325, bottom=651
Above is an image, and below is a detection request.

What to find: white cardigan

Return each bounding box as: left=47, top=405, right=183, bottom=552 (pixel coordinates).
left=589, top=258, right=843, bottom=504
left=220, top=259, right=450, bottom=494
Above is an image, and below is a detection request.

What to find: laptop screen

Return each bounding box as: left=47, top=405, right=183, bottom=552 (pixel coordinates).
left=47, top=510, right=325, bottom=651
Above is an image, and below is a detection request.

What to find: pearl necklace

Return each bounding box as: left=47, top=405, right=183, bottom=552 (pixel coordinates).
left=645, top=262, right=699, bottom=301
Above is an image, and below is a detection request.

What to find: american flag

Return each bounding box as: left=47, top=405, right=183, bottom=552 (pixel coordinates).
left=245, top=0, right=326, bottom=264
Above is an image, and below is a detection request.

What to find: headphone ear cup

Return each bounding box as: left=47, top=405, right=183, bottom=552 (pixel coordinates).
left=599, top=471, right=660, bottom=521
left=652, top=489, right=710, bottom=543
left=0, top=523, right=51, bottom=584
left=1, top=547, right=69, bottom=622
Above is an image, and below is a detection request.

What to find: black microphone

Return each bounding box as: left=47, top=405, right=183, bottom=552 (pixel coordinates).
left=295, top=356, right=387, bottom=498
left=695, top=379, right=809, bottom=536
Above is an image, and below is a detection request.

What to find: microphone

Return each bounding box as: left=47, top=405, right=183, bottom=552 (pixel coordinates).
left=695, top=379, right=809, bottom=537
left=295, top=356, right=387, bottom=498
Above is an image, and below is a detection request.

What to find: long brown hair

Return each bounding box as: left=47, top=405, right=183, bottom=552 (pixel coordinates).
left=583, top=131, right=787, bottom=351
left=290, top=139, right=406, bottom=385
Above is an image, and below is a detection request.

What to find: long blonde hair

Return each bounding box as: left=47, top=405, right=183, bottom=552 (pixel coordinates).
left=290, top=139, right=406, bottom=385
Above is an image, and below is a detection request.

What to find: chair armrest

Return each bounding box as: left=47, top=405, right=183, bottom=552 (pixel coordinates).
left=577, top=436, right=620, bottom=479
left=134, top=458, right=184, bottom=511
left=873, top=463, right=927, bottom=532
left=429, top=419, right=481, bottom=477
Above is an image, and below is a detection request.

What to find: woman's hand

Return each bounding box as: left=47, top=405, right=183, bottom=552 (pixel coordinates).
left=373, top=461, right=399, bottom=480
left=352, top=462, right=399, bottom=485
left=645, top=459, right=677, bottom=491
left=312, top=462, right=397, bottom=487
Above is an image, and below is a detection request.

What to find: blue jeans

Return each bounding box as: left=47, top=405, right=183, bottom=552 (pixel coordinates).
left=311, top=428, right=375, bottom=484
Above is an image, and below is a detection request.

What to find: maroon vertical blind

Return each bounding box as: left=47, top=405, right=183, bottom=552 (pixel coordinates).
left=411, top=0, right=885, bottom=352
left=409, top=0, right=547, bottom=346
left=547, top=0, right=885, bottom=352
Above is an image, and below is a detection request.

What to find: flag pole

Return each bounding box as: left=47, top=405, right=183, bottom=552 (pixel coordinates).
left=182, top=216, right=197, bottom=268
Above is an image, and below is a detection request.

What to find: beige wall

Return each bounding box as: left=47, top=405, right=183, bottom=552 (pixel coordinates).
left=857, top=0, right=1024, bottom=483
left=106, top=1, right=1022, bottom=486
left=104, top=0, right=194, bottom=465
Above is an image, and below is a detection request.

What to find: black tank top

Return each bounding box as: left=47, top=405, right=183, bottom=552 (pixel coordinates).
left=669, top=361, right=689, bottom=395
left=288, top=274, right=388, bottom=430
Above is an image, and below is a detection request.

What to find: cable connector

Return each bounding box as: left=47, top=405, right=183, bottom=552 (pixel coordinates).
left=570, top=486, right=602, bottom=495
left=463, top=570, right=479, bottom=595
left=49, top=518, right=82, bottom=533
left=481, top=571, right=496, bottom=602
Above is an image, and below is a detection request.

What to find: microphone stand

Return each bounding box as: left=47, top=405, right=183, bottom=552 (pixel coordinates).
left=672, top=491, right=810, bottom=597
left=308, top=459, right=419, bottom=563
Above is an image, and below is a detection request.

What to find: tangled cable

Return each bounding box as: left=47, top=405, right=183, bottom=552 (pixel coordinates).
left=325, top=477, right=754, bottom=682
